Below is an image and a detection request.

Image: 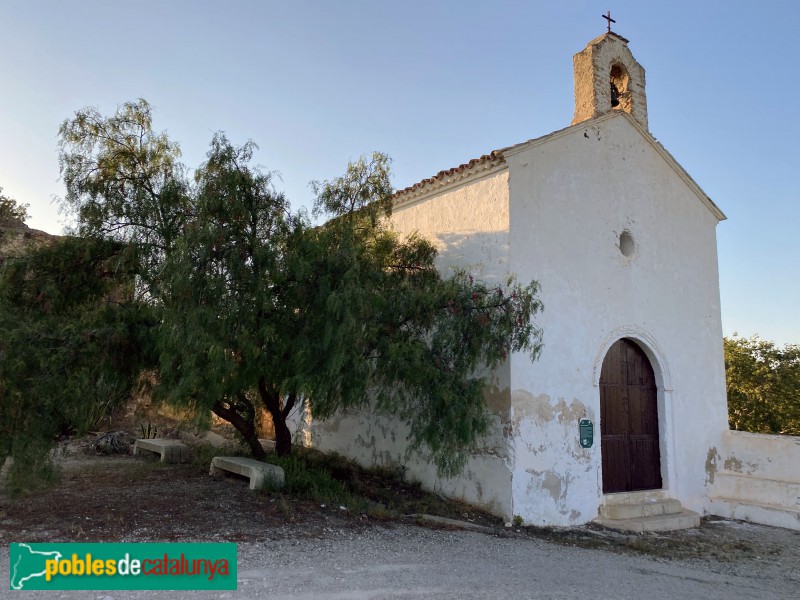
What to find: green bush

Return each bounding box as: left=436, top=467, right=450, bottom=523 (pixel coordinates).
left=267, top=453, right=364, bottom=510
left=725, top=335, right=800, bottom=435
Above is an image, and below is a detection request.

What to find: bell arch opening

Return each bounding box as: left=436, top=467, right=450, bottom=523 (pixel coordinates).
left=610, top=63, right=633, bottom=114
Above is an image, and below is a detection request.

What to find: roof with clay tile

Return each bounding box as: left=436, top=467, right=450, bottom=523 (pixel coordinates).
left=392, top=151, right=505, bottom=199
left=390, top=119, right=586, bottom=203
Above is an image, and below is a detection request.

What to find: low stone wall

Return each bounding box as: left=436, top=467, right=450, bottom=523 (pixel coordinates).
left=708, top=430, right=800, bottom=531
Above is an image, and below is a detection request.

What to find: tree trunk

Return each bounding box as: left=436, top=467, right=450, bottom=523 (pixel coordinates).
left=273, top=412, right=292, bottom=457
left=212, top=399, right=266, bottom=460
left=258, top=377, right=294, bottom=457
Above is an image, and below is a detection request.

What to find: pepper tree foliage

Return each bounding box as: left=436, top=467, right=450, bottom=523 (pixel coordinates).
left=0, top=100, right=186, bottom=492
left=0, top=237, right=155, bottom=493
left=57, top=99, right=191, bottom=282
left=724, top=335, right=800, bottom=436
left=48, top=99, right=544, bottom=477
left=158, top=139, right=543, bottom=475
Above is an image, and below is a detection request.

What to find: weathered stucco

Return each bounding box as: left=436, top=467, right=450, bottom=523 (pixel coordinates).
left=510, top=391, right=595, bottom=525
left=304, top=403, right=514, bottom=517
left=572, top=33, right=648, bottom=130
left=504, top=112, right=727, bottom=525
left=297, top=170, right=516, bottom=517
left=708, top=430, right=800, bottom=530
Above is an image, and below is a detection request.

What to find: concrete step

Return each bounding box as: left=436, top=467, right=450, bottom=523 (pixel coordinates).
left=602, top=490, right=668, bottom=504
left=599, top=498, right=683, bottom=520
left=596, top=509, right=701, bottom=533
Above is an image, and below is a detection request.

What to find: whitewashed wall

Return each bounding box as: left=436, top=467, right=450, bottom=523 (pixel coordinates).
left=708, top=430, right=800, bottom=530
left=305, top=171, right=517, bottom=517
left=390, top=170, right=510, bottom=281
left=504, top=113, right=728, bottom=525
left=300, top=112, right=730, bottom=526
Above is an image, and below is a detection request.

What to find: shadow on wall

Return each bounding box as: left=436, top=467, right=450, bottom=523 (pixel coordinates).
left=425, top=229, right=511, bottom=283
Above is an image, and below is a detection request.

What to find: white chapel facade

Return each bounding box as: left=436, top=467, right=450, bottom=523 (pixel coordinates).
left=299, top=31, right=732, bottom=527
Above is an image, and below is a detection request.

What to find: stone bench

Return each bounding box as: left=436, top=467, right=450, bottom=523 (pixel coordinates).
left=133, top=439, right=191, bottom=463
left=209, top=456, right=285, bottom=490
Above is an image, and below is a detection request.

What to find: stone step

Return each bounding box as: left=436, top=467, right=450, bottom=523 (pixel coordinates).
left=595, top=509, right=701, bottom=533
left=602, top=490, right=669, bottom=504
left=599, top=498, right=683, bottom=520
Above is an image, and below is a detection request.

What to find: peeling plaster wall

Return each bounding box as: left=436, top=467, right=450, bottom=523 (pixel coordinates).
left=307, top=384, right=513, bottom=517
left=708, top=430, right=800, bottom=530
left=305, top=171, right=516, bottom=517
left=505, top=113, right=728, bottom=525
left=510, top=392, right=594, bottom=525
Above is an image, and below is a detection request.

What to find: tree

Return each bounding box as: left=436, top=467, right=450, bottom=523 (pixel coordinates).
left=0, top=237, right=156, bottom=492
left=0, top=187, right=29, bottom=226
left=54, top=100, right=544, bottom=475
left=58, top=99, right=191, bottom=283
left=158, top=140, right=543, bottom=475
left=155, top=134, right=300, bottom=458
left=0, top=101, right=184, bottom=491
left=725, top=335, right=800, bottom=435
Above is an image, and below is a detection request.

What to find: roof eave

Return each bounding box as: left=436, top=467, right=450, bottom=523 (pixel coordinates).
left=392, top=153, right=507, bottom=209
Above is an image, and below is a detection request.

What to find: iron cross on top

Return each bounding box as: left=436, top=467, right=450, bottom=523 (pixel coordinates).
left=602, top=11, right=616, bottom=33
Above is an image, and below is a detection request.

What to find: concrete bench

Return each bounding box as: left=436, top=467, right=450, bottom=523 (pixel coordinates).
left=209, top=456, right=285, bottom=490
left=133, top=439, right=191, bottom=463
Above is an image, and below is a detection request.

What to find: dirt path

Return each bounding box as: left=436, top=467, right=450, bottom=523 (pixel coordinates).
left=1, top=451, right=798, bottom=598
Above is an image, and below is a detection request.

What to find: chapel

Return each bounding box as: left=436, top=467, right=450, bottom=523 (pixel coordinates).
left=296, top=26, right=732, bottom=530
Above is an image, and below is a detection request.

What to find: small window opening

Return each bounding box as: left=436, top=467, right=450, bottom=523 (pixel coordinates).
left=619, top=231, right=635, bottom=257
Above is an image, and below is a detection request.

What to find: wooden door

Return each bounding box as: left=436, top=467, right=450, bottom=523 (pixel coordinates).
left=600, top=338, right=662, bottom=493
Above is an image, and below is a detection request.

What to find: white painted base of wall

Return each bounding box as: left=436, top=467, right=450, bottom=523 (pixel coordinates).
left=287, top=405, right=515, bottom=519
left=708, top=431, right=800, bottom=531
left=709, top=497, right=800, bottom=531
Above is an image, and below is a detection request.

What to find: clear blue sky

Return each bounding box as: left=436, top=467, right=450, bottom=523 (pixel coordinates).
left=1, top=1, right=798, bottom=345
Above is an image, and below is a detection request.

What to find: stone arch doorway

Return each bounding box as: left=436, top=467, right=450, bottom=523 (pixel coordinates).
left=600, top=338, right=662, bottom=493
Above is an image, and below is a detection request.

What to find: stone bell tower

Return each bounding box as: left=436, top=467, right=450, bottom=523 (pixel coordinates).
left=571, top=30, right=648, bottom=130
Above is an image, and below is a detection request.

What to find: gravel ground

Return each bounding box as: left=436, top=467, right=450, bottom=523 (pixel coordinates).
left=1, top=443, right=798, bottom=599
left=1, top=523, right=798, bottom=600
